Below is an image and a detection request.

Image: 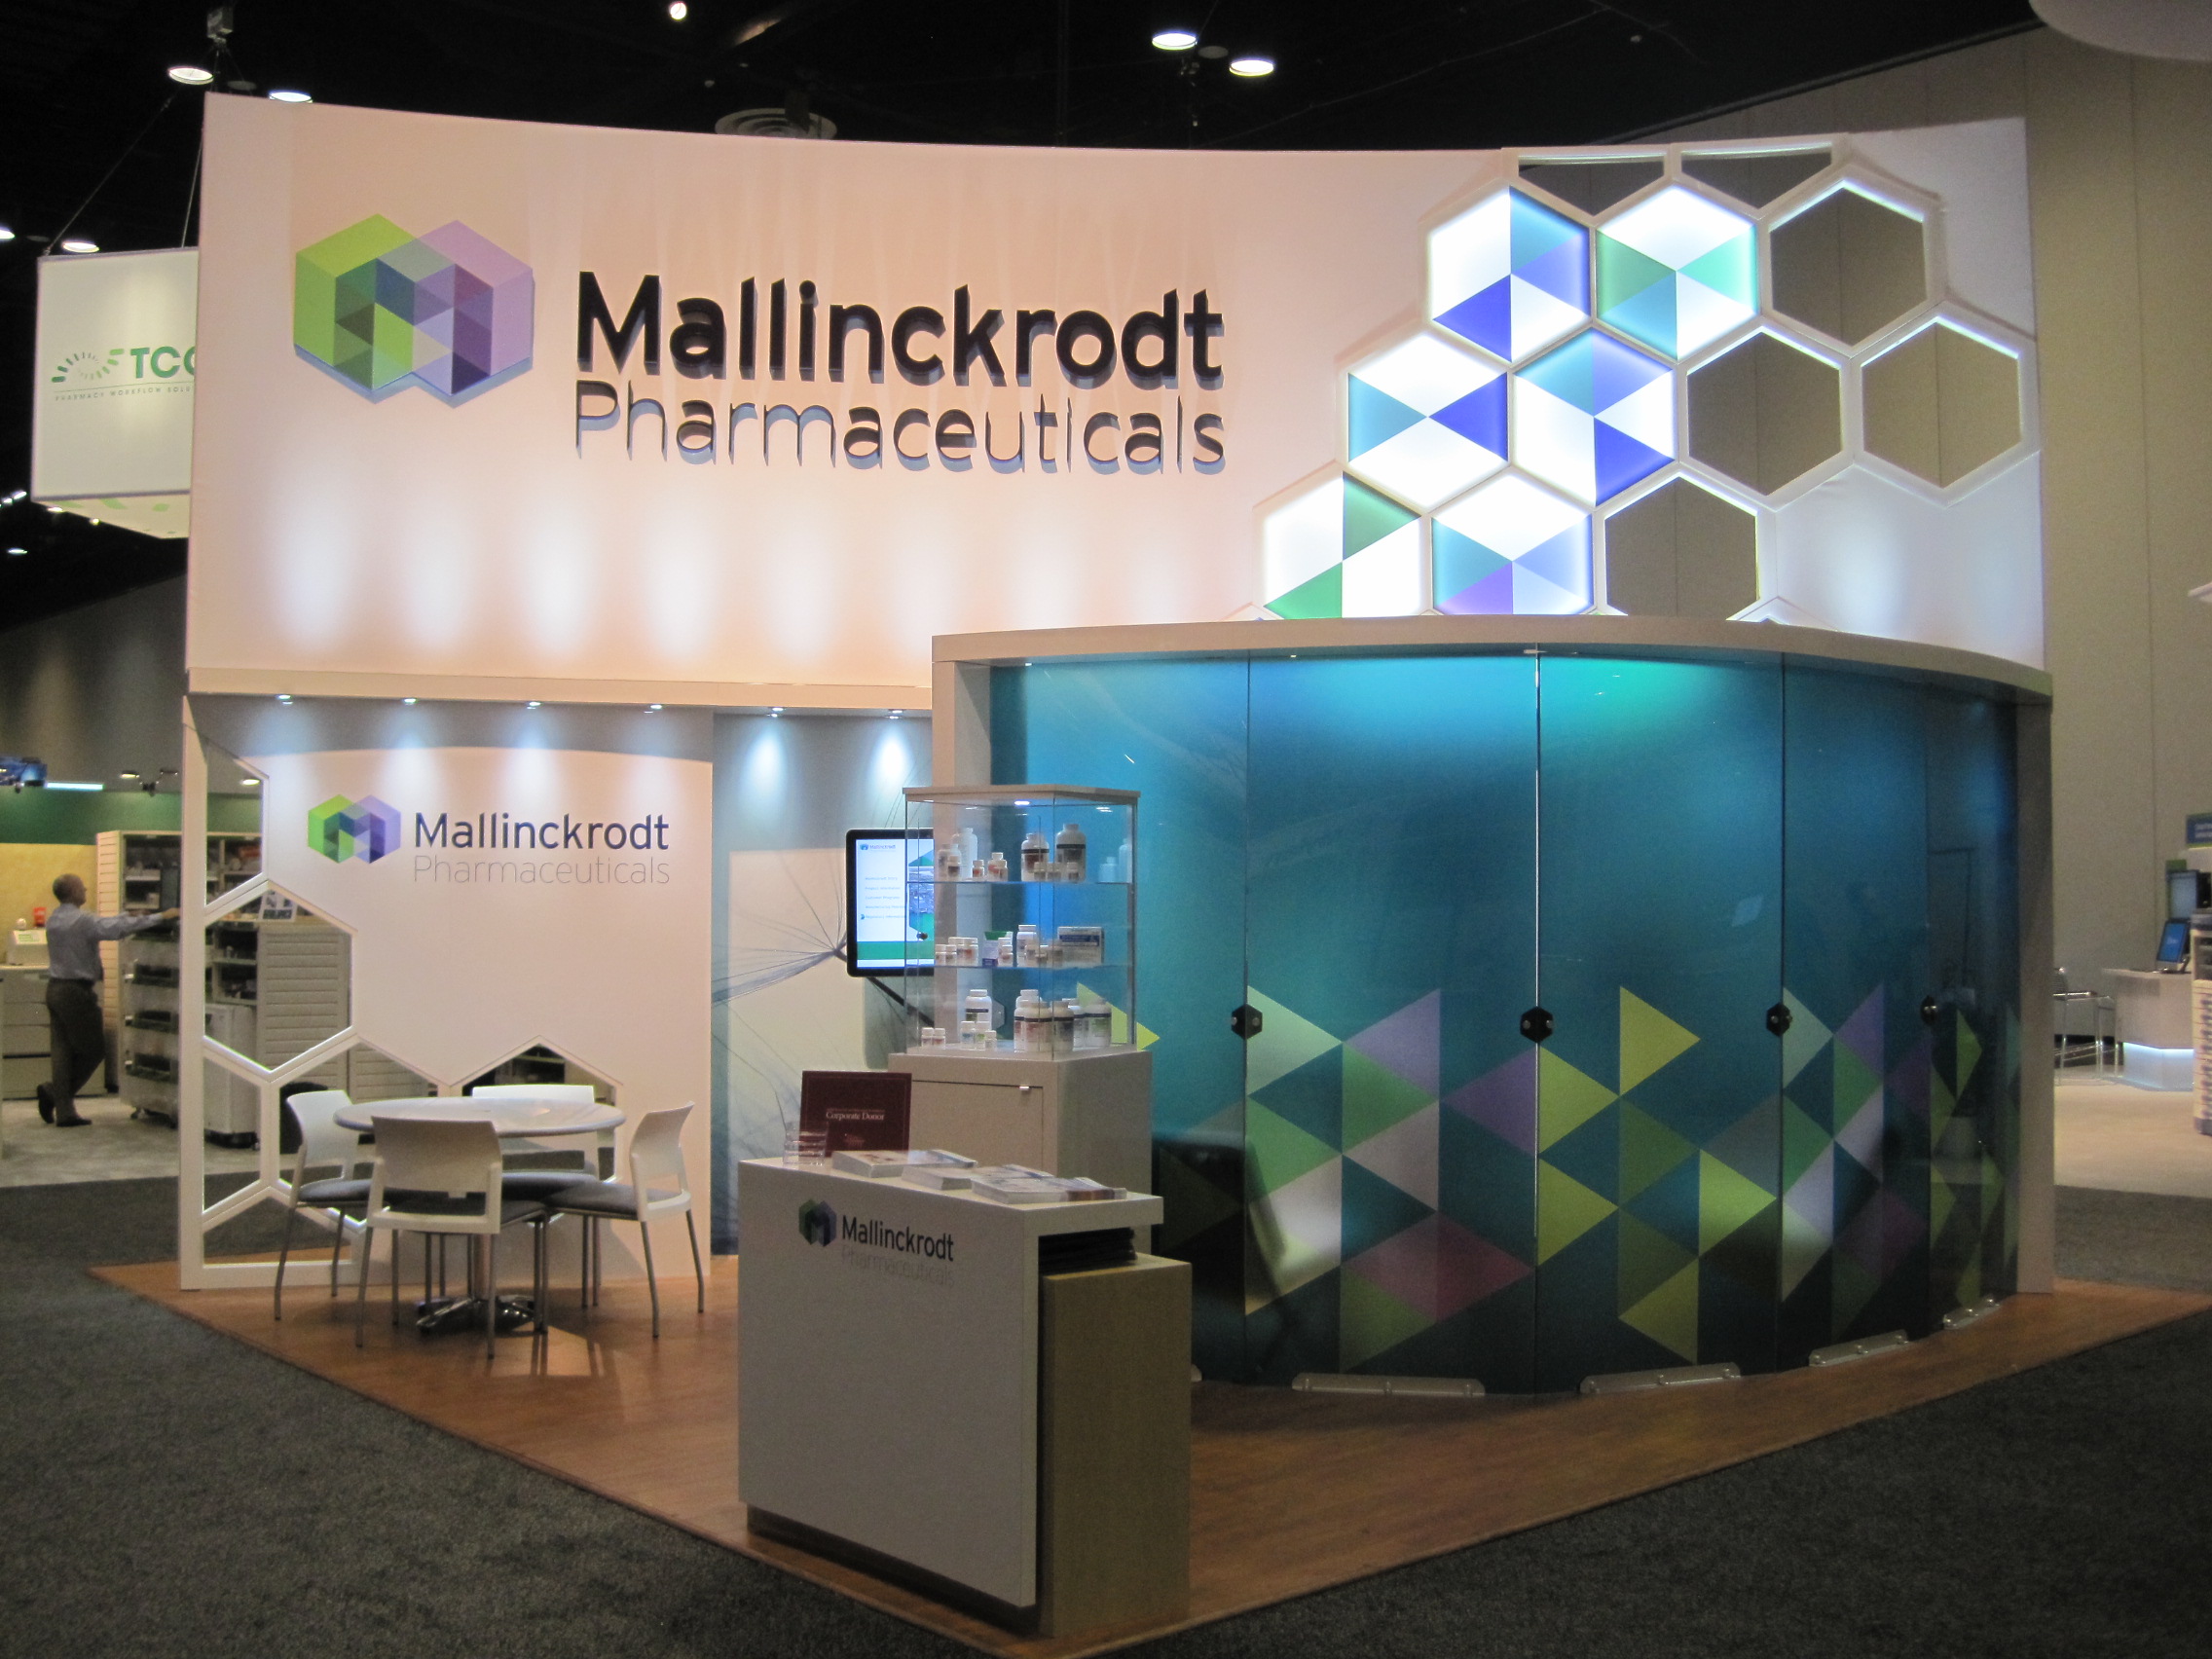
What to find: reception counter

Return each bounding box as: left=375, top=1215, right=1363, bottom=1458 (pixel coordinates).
left=2106, top=969, right=2193, bottom=1090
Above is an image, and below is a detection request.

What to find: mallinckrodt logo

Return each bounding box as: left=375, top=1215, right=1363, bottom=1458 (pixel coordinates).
left=309, top=794, right=401, bottom=864
left=294, top=215, right=534, bottom=403
left=798, top=1198, right=838, bottom=1247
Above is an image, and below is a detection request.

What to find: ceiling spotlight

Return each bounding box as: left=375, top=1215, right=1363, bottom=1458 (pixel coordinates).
left=275, top=693, right=293, bottom=704
left=646, top=702, right=663, bottom=712
left=1229, top=54, right=1275, bottom=76
left=401, top=696, right=418, bottom=705
left=267, top=89, right=312, bottom=103
left=58, top=238, right=99, bottom=254
left=525, top=699, right=542, bottom=710
left=168, top=64, right=215, bottom=86
left=4, top=489, right=25, bottom=502
left=119, top=771, right=141, bottom=781
left=0, top=225, right=14, bottom=241
left=5, top=547, right=24, bottom=558
left=1152, top=27, right=1198, bottom=50
left=240, top=777, right=260, bottom=786
left=668, top=0, right=688, bottom=17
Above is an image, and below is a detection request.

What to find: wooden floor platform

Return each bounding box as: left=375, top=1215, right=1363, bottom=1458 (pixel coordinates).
left=96, top=1257, right=2210, bottom=1659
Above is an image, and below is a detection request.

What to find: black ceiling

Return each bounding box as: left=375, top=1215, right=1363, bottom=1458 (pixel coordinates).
left=0, top=0, right=2039, bottom=629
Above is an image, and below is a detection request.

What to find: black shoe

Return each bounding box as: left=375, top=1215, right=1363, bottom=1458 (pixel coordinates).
left=53, top=1110, right=91, bottom=1128
left=36, top=1084, right=54, bottom=1124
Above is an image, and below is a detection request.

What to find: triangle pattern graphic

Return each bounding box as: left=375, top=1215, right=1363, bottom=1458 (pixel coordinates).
left=1346, top=990, right=1441, bottom=1096
left=1346, top=1100, right=1441, bottom=1211
left=1537, top=1161, right=1616, bottom=1263
left=1445, top=1049, right=1537, bottom=1154
left=1243, top=987, right=1340, bottom=1096
left=1619, top=987, right=1699, bottom=1094
left=1538, top=1049, right=1617, bottom=1150
left=1781, top=989, right=1831, bottom=1084
left=1347, top=378, right=1425, bottom=456
left=1620, top=1262, right=1699, bottom=1362
left=1698, top=1150, right=1773, bottom=1254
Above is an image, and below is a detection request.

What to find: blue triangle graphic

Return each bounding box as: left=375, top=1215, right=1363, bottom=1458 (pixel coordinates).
left=1433, top=521, right=1511, bottom=600
left=1593, top=423, right=1671, bottom=501
left=1516, top=333, right=1598, bottom=413
left=1589, top=330, right=1671, bottom=407
left=1513, top=521, right=1592, bottom=591
left=1435, top=279, right=1514, bottom=358
left=1515, top=235, right=1590, bottom=309
left=1347, top=377, right=1426, bottom=457
left=1509, top=191, right=1583, bottom=267
left=1431, top=377, right=1507, bottom=456
left=1601, top=279, right=1680, bottom=360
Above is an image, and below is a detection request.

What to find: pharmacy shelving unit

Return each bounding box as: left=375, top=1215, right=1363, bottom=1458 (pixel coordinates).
left=889, top=786, right=1152, bottom=1197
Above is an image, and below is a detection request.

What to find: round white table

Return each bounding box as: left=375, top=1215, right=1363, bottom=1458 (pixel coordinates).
left=336, top=1094, right=625, bottom=1336
left=334, top=1094, right=626, bottom=1137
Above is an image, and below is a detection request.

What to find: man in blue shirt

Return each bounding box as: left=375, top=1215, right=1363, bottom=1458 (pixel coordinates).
left=39, top=874, right=177, bottom=1128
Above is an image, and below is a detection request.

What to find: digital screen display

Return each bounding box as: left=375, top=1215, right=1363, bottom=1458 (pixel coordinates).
left=845, top=830, right=932, bottom=977
left=2157, top=918, right=2190, bottom=966
left=2170, top=869, right=2201, bottom=920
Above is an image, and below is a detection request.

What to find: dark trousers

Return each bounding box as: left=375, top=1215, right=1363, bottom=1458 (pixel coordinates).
left=46, top=978, right=104, bottom=1117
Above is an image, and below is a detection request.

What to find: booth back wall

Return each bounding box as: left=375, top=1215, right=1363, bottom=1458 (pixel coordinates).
left=994, top=650, right=2021, bottom=1389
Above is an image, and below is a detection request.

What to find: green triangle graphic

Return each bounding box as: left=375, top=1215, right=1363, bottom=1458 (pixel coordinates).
left=1247, top=1102, right=1337, bottom=1197
left=1339, top=1272, right=1433, bottom=1372
left=1955, top=1014, right=1983, bottom=1097
left=1595, top=236, right=1674, bottom=313
left=1538, top=1160, right=1617, bottom=1263
left=1154, top=1145, right=1243, bottom=1252
left=1783, top=1100, right=1830, bottom=1191
left=1833, top=1043, right=1880, bottom=1125
left=1698, top=1150, right=1773, bottom=1255
left=1681, top=235, right=1755, bottom=306
left=1982, top=1151, right=2005, bottom=1210
left=1344, top=476, right=1418, bottom=557
left=1617, top=1209, right=1696, bottom=1314
left=1957, top=1252, right=1983, bottom=1308
left=1619, top=1102, right=1697, bottom=1203
left=1620, top=1261, right=1699, bottom=1363
left=1930, top=1168, right=1957, bottom=1242
left=1343, top=1048, right=1435, bottom=1149
left=1781, top=989, right=1831, bottom=1085
left=1620, top=987, right=1699, bottom=1094
left=1930, top=1070, right=1957, bottom=1145
left=1538, top=1050, right=1618, bottom=1151
left=1268, top=562, right=1344, bottom=620
left=1243, top=988, right=1340, bottom=1095
left=1832, top=1251, right=1880, bottom=1333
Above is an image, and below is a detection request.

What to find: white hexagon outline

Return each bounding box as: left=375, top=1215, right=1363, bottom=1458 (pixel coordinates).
left=1428, top=463, right=1598, bottom=619
left=1673, top=141, right=1842, bottom=220
left=1341, top=327, right=1511, bottom=511
left=1584, top=175, right=1764, bottom=364
left=1419, top=178, right=1598, bottom=368
left=1679, top=324, right=1853, bottom=507
left=454, top=1035, right=625, bottom=1106
left=1763, top=171, right=1943, bottom=359
left=1590, top=464, right=1769, bottom=618
left=1507, top=149, right=1672, bottom=227
left=1253, top=461, right=1429, bottom=621
left=1849, top=308, right=2038, bottom=505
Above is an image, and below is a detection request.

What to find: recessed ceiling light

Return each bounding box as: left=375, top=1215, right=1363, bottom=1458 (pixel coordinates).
left=646, top=702, right=663, bottom=711
left=1152, top=27, right=1198, bottom=50
left=526, top=700, right=542, bottom=710
left=668, top=0, right=688, bottom=17
left=0, top=225, right=14, bottom=241
left=119, top=771, right=141, bottom=781
left=168, top=64, right=215, bottom=86
left=267, top=89, right=312, bottom=103
left=275, top=693, right=292, bottom=704
left=240, top=777, right=260, bottom=786
left=45, top=781, right=104, bottom=792
left=401, top=696, right=417, bottom=705
left=1229, top=55, right=1275, bottom=76
left=58, top=238, right=98, bottom=254
left=4, top=547, right=24, bottom=558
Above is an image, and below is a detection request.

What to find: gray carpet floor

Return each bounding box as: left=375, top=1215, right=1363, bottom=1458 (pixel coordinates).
left=2, top=1179, right=2207, bottom=1658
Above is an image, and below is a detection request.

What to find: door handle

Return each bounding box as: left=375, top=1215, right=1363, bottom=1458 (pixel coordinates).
left=1766, top=1003, right=1792, bottom=1037
left=1230, top=1004, right=1264, bottom=1039
left=1519, top=1006, right=1554, bottom=1043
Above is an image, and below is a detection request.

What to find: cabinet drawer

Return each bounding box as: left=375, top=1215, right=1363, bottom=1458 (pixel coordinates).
left=909, top=1078, right=1051, bottom=1170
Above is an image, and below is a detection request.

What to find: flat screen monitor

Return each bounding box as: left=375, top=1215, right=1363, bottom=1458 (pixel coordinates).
left=844, top=830, right=932, bottom=977
left=2157, top=918, right=2190, bottom=966
left=2170, top=868, right=2203, bottom=920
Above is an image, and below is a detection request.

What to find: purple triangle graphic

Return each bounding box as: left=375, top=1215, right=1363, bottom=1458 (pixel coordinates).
left=1592, top=423, right=1670, bottom=501
left=1432, top=376, right=1507, bottom=457
left=1886, top=1032, right=1932, bottom=1122
left=1588, top=332, right=1668, bottom=408
left=1444, top=1049, right=1536, bottom=1155
left=1836, top=987, right=1883, bottom=1072
left=1439, top=564, right=1516, bottom=615
left=1515, top=237, right=1590, bottom=309
left=1435, top=279, right=1513, bottom=357
left=1347, top=990, right=1441, bottom=1096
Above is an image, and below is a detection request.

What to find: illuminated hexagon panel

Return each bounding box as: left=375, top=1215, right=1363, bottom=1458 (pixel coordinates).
left=1429, top=191, right=1589, bottom=364
left=1597, top=185, right=1756, bottom=359
left=1432, top=474, right=1591, bottom=615
left=1263, top=473, right=1423, bottom=619
left=1512, top=330, right=1675, bottom=504
left=1346, top=334, right=1507, bottom=510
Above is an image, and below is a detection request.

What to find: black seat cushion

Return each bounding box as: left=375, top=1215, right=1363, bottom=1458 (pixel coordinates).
left=294, top=1177, right=373, bottom=1207
left=380, top=1192, right=545, bottom=1226
left=542, top=1181, right=682, bottom=1217
left=502, top=1170, right=601, bottom=1201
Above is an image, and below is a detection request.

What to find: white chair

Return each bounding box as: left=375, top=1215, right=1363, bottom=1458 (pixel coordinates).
left=273, top=1088, right=373, bottom=1322
left=544, top=1104, right=703, bottom=1338
left=469, top=1083, right=605, bottom=1199
left=356, top=1116, right=547, bottom=1357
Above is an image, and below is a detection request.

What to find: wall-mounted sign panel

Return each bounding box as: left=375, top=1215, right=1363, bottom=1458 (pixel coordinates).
left=33, top=247, right=198, bottom=538
left=188, top=98, right=2042, bottom=697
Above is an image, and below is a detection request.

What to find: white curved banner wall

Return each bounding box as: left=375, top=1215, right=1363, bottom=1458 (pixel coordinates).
left=189, top=97, right=2042, bottom=693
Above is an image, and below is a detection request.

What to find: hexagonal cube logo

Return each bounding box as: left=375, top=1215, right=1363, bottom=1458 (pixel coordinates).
left=295, top=215, right=533, bottom=403
left=308, top=794, right=402, bottom=865
left=1432, top=474, right=1591, bottom=615
left=1429, top=190, right=1588, bottom=364
left=1512, top=330, right=1674, bottom=504
left=1596, top=184, right=1755, bottom=359
left=798, top=1198, right=838, bottom=1247
left=1346, top=334, right=1506, bottom=510
left=1262, top=473, right=1422, bottom=619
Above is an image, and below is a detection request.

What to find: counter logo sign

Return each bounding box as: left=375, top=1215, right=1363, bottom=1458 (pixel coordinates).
left=309, top=794, right=401, bottom=865
left=294, top=215, right=534, bottom=404
left=798, top=1198, right=838, bottom=1247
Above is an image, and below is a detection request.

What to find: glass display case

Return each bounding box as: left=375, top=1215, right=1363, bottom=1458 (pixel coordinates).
left=901, top=785, right=1138, bottom=1057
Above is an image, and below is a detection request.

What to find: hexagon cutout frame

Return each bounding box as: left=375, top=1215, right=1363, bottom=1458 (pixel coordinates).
left=1599, top=472, right=1762, bottom=621
left=1858, top=316, right=2029, bottom=494
left=1685, top=328, right=1847, bottom=499
left=1768, top=181, right=1935, bottom=351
